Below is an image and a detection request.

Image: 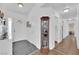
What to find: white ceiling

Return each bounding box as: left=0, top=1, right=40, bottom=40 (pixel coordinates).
left=0, top=3, right=79, bottom=19
left=0, top=3, right=36, bottom=15
left=42, top=3, right=79, bottom=19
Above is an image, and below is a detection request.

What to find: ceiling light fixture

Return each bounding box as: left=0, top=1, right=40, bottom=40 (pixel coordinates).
left=64, top=8, right=69, bottom=13
left=18, top=3, right=24, bottom=8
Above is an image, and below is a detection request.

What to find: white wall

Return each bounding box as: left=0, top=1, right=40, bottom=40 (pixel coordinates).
left=57, top=17, right=62, bottom=43
left=76, top=8, right=79, bottom=49
left=75, top=16, right=79, bottom=49
left=54, top=15, right=62, bottom=43
left=63, top=20, right=69, bottom=38
left=0, top=40, right=12, bottom=55
left=75, top=18, right=78, bottom=48
left=26, top=7, right=57, bottom=49
left=5, top=10, right=27, bottom=42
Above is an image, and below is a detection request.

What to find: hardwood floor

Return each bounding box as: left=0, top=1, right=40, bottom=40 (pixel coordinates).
left=31, top=35, right=79, bottom=55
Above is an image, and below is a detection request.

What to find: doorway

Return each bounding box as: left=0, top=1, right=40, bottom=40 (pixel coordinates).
left=69, top=23, right=74, bottom=35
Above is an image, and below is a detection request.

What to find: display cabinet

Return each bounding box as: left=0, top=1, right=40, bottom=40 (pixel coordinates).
left=40, top=16, right=49, bottom=54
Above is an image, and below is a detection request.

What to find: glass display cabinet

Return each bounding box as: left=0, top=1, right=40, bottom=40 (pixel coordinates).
left=40, top=16, right=49, bottom=54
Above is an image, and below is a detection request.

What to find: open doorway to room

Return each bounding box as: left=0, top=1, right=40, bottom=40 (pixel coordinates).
left=69, top=23, right=74, bottom=35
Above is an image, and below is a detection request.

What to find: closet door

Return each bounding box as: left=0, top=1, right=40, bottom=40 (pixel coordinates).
left=41, top=16, right=49, bottom=54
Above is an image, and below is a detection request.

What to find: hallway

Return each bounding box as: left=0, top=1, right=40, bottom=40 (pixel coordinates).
left=0, top=3, right=79, bottom=55
left=32, top=35, right=79, bottom=55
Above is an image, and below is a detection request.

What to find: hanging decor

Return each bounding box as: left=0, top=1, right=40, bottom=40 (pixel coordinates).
left=26, top=21, right=31, bottom=28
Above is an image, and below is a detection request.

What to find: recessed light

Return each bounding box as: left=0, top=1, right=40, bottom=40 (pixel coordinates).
left=64, top=8, right=69, bottom=12
left=18, top=3, right=24, bottom=8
